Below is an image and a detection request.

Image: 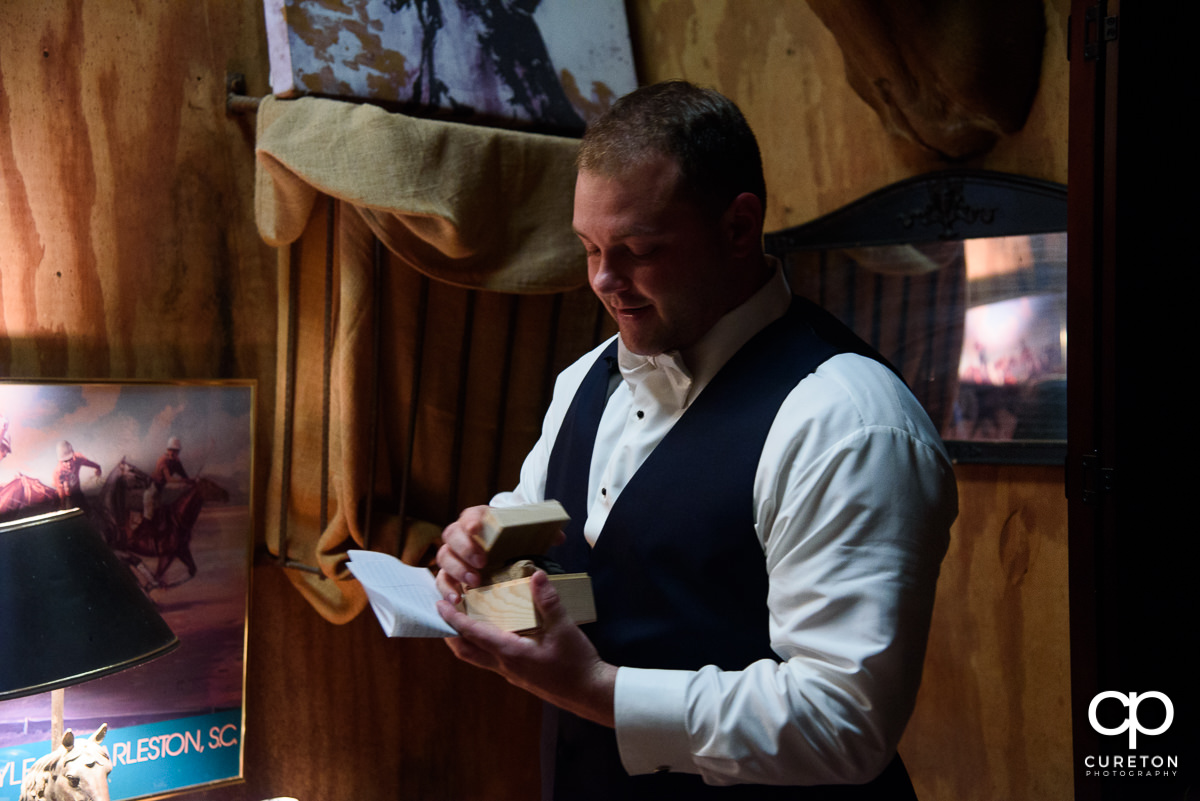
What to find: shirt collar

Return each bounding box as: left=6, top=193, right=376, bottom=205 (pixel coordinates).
left=616, top=257, right=792, bottom=409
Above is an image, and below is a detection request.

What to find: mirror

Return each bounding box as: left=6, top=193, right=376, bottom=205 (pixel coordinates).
left=764, top=169, right=1067, bottom=464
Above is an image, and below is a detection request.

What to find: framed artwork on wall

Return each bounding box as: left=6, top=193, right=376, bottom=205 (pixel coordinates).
left=264, top=0, right=639, bottom=133
left=0, top=380, right=254, bottom=801
left=765, top=169, right=1068, bottom=465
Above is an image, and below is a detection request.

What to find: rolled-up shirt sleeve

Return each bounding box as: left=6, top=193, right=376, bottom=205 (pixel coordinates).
left=614, top=354, right=957, bottom=786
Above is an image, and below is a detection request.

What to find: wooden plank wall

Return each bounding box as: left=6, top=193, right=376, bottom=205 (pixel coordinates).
left=1, top=1, right=1071, bottom=799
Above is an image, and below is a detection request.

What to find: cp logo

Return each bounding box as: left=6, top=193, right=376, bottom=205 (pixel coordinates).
left=1088, top=691, right=1174, bottom=749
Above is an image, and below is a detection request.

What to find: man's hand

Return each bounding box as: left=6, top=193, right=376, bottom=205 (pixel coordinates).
left=436, top=569, right=617, bottom=729
left=435, top=505, right=492, bottom=601
left=435, top=506, right=612, bottom=724
left=435, top=504, right=567, bottom=597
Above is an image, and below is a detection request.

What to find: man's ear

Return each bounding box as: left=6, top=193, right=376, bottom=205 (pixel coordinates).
left=724, top=192, right=765, bottom=258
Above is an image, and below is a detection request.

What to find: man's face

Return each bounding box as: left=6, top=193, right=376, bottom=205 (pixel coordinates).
left=573, top=155, right=736, bottom=356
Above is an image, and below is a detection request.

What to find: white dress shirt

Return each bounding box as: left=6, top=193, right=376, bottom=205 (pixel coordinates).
left=492, top=265, right=958, bottom=787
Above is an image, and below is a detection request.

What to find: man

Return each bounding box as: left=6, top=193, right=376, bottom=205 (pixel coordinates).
left=436, top=81, right=957, bottom=798
left=54, top=440, right=102, bottom=510
left=145, top=436, right=190, bottom=521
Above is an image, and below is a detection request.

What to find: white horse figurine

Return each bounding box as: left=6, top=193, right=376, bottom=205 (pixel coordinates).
left=19, top=724, right=112, bottom=801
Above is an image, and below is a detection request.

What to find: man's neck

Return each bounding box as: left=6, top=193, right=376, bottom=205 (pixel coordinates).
left=678, top=254, right=776, bottom=369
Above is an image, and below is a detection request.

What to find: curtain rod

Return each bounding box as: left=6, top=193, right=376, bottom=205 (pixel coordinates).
left=226, top=73, right=262, bottom=115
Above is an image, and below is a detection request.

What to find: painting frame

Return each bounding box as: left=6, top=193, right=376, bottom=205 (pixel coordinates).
left=764, top=169, right=1069, bottom=466
left=0, top=379, right=255, bottom=801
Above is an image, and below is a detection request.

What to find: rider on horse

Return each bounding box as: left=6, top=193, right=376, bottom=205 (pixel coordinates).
left=144, top=436, right=192, bottom=521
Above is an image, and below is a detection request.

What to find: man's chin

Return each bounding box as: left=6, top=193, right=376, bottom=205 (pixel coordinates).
left=614, top=308, right=691, bottom=356
left=617, top=329, right=669, bottom=357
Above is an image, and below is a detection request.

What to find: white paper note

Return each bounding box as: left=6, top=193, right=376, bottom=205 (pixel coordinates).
left=347, top=550, right=456, bottom=637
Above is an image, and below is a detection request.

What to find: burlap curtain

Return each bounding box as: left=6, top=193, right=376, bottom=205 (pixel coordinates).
left=255, top=96, right=610, bottom=622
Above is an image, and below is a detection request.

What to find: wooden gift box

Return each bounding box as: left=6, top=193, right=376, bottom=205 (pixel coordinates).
left=460, top=501, right=595, bottom=633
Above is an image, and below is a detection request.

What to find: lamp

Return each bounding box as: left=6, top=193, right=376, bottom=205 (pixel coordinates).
left=0, top=507, right=180, bottom=704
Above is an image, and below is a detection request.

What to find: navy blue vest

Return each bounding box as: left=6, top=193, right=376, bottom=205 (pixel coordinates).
left=542, top=298, right=916, bottom=800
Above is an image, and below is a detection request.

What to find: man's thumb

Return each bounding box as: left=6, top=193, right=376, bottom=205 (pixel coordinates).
left=530, top=570, right=566, bottom=627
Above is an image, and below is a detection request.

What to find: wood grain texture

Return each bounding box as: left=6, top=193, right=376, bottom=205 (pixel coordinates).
left=624, top=0, right=1069, bottom=231
left=900, top=464, right=1072, bottom=800
left=190, top=567, right=543, bottom=801
left=464, top=573, right=596, bottom=632
left=477, top=501, right=571, bottom=566
left=0, top=1, right=274, bottom=382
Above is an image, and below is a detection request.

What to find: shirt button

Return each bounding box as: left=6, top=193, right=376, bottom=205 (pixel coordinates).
left=636, top=410, right=645, bottom=419
left=600, top=487, right=607, bottom=497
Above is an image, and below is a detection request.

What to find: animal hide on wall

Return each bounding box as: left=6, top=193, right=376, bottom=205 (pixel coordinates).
left=806, top=0, right=1046, bottom=160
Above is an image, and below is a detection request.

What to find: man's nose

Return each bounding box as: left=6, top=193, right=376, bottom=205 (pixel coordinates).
left=590, top=251, right=630, bottom=294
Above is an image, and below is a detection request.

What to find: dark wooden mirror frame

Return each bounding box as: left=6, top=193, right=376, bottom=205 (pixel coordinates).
left=764, top=168, right=1068, bottom=465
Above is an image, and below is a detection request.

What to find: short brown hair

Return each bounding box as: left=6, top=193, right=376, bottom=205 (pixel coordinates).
left=577, top=80, right=767, bottom=218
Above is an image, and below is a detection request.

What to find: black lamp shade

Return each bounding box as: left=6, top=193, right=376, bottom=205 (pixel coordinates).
left=0, top=508, right=180, bottom=701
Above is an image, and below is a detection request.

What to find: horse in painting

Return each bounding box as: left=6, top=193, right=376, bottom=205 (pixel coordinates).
left=97, top=459, right=229, bottom=590
left=0, top=474, right=59, bottom=520
left=19, top=725, right=112, bottom=801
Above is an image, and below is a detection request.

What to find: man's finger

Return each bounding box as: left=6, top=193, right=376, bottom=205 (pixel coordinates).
left=529, top=570, right=568, bottom=629
left=436, top=544, right=481, bottom=591
left=437, top=598, right=514, bottom=649
left=439, top=598, right=542, bottom=672
left=442, top=527, right=488, bottom=568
